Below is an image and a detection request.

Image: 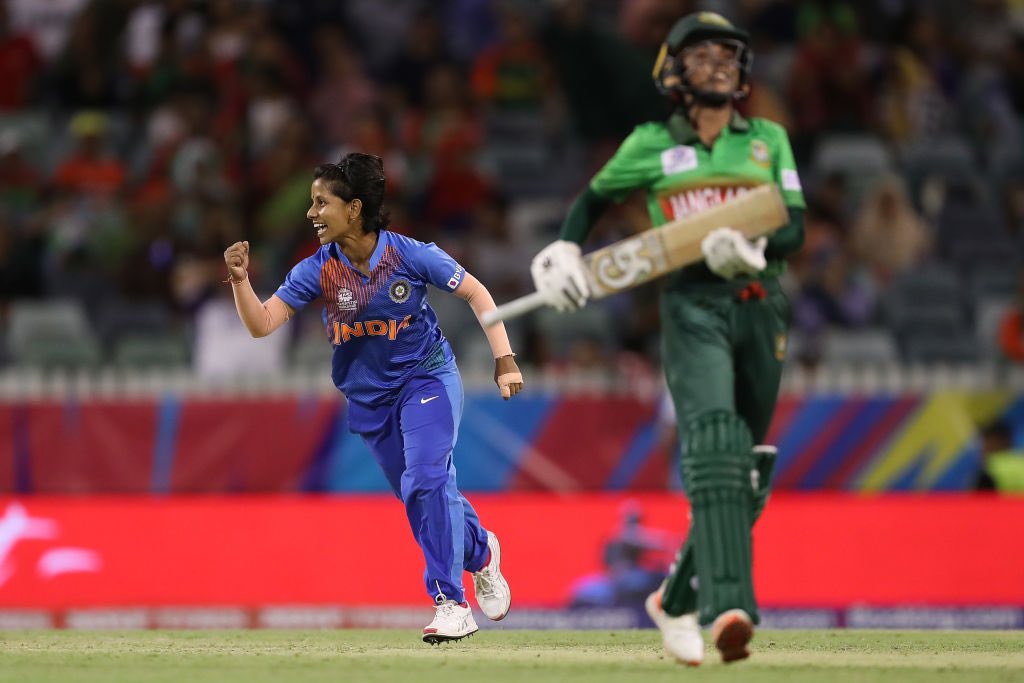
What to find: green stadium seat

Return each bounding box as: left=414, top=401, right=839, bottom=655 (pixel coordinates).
left=112, top=335, right=190, bottom=369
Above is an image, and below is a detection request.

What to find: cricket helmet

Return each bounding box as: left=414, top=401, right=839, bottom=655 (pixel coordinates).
left=653, top=12, right=753, bottom=107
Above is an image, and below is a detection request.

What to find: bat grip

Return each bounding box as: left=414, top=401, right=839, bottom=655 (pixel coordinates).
left=481, top=291, right=549, bottom=326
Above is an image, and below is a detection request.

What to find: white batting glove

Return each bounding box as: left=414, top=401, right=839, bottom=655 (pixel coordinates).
left=530, top=240, right=591, bottom=312
left=701, top=227, right=767, bottom=280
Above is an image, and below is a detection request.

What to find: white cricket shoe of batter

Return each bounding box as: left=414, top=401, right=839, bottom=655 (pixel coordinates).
left=472, top=531, right=511, bottom=620
left=645, top=590, right=704, bottom=666
left=422, top=600, right=478, bottom=644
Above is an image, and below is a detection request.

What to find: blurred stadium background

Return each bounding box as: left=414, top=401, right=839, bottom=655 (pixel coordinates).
left=1, top=0, right=1023, bottom=632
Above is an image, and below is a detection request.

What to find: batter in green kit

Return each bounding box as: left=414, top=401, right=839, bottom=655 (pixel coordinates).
left=530, top=12, right=804, bottom=665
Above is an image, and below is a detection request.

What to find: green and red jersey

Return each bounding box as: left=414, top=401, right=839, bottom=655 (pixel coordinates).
left=581, top=112, right=805, bottom=282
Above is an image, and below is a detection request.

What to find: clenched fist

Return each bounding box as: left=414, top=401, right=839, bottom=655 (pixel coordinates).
left=223, top=241, right=250, bottom=284
left=494, top=354, right=524, bottom=400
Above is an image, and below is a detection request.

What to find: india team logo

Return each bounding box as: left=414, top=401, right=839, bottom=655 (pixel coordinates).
left=389, top=279, right=412, bottom=303
left=337, top=287, right=357, bottom=311
left=751, top=140, right=770, bottom=167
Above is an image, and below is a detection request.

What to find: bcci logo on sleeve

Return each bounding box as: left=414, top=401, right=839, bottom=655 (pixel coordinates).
left=336, top=288, right=357, bottom=311
left=389, top=279, right=411, bottom=303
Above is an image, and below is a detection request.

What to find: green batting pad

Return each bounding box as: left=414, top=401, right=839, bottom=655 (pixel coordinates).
left=660, top=535, right=697, bottom=617
left=663, top=443, right=775, bottom=620
left=684, top=409, right=755, bottom=459
left=752, top=445, right=777, bottom=521
left=682, top=411, right=758, bottom=626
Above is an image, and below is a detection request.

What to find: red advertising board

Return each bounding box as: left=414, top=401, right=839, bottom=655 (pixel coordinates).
left=0, top=494, right=1021, bottom=612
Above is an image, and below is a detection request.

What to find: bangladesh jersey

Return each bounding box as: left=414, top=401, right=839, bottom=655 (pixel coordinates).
left=274, top=231, right=465, bottom=408
left=590, top=112, right=805, bottom=281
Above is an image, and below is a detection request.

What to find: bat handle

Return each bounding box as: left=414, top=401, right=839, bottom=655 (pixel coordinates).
left=482, top=291, right=550, bottom=326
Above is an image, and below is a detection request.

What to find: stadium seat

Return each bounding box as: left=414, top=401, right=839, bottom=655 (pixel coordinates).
left=0, top=110, right=53, bottom=173
left=290, top=332, right=333, bottom=372
left=16, top=337, right=103, bottom=369
left=935, top=200, right=1006, bottom=240
left=888, top=264, right=964, bottom=307
left=427, top=285, right=480, bottom=349
left=948, top=238, right=1019, bottom=273
left=968, top=266, right=1018, bottom=301
left=811, top=134, right=894, bottom=176
left=900, top=137, right=976, bottom=177
left=112, top=335, right=190, bottom=369
left=901, top=136, right=989, bottom=211
left=535, top=304, right=617, bottom=359
left=95, top=300, right=174, bottom=347
left=820, top=328, right=900, bottom=365
left=483, top=109, right=548, bottom=143
left=973, top=296, right=1013, bottom=361
left=903, top=332, right=980, bottom=364
left=480, top=140, right=552, bottom=197
left=887, top=302, right=967, bottom=345
left=986, top=140, right=1024, bottom=184
left=6, top=300, right=97, bottom=361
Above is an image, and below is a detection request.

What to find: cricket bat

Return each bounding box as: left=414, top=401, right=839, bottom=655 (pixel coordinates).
left=483, top=183, right=790, bottom=326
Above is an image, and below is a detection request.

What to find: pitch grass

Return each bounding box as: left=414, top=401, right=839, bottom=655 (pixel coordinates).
left=1, top=629, right=1022, bottom=683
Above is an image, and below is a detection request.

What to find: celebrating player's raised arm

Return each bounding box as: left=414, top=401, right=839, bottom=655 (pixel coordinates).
left=228, top=153, right=513, bottom=644
left=453, top=273, right=523, bottom=399
left=223, top=240, right=293, bottom=338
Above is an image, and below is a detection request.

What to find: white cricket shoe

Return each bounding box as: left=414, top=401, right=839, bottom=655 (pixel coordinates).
left=472, top=531, right=511, bottom=621
left=644, top=589, right=704, bottom=666
left=422, top=600, right=478, bottom=644
left=711, top=608, right=753, bottom=663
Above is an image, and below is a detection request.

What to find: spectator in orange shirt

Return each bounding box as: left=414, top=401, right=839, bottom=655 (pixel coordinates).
left=471, top=7, right=549, bottom=110
left=998, top=272, right=1024, bottom=363
left=52, top=111, right=126, bottom=197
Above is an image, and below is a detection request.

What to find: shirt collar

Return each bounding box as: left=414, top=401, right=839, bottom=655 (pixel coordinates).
left=667, top=110, right=749, bottom=145
left=329, top=230, right=388, bottom=272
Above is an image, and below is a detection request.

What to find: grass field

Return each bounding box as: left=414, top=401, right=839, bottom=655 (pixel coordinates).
left=1, top=629, right=1022, bottom=683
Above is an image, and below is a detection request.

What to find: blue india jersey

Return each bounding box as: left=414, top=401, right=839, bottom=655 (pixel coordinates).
left=274, top=230, right=465, bottom=408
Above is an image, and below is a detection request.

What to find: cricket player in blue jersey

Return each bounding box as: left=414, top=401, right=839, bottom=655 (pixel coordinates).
left=224, top=153, right=522, bottom=644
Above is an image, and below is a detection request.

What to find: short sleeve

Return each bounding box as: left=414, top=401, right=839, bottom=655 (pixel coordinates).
left=274, top=255, right=323, bottom=311
left=410, top=242, right=466, bottom=292
left=590, top=125, right=663, bottom=202
left=772, top=127, right=806, bottom=210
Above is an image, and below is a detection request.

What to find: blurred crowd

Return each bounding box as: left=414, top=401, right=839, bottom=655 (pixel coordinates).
left=3, top=0, right=1024, bottom=378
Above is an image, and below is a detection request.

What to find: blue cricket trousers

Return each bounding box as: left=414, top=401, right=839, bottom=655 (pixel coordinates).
left=349, top=360, right=490, bottom=603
